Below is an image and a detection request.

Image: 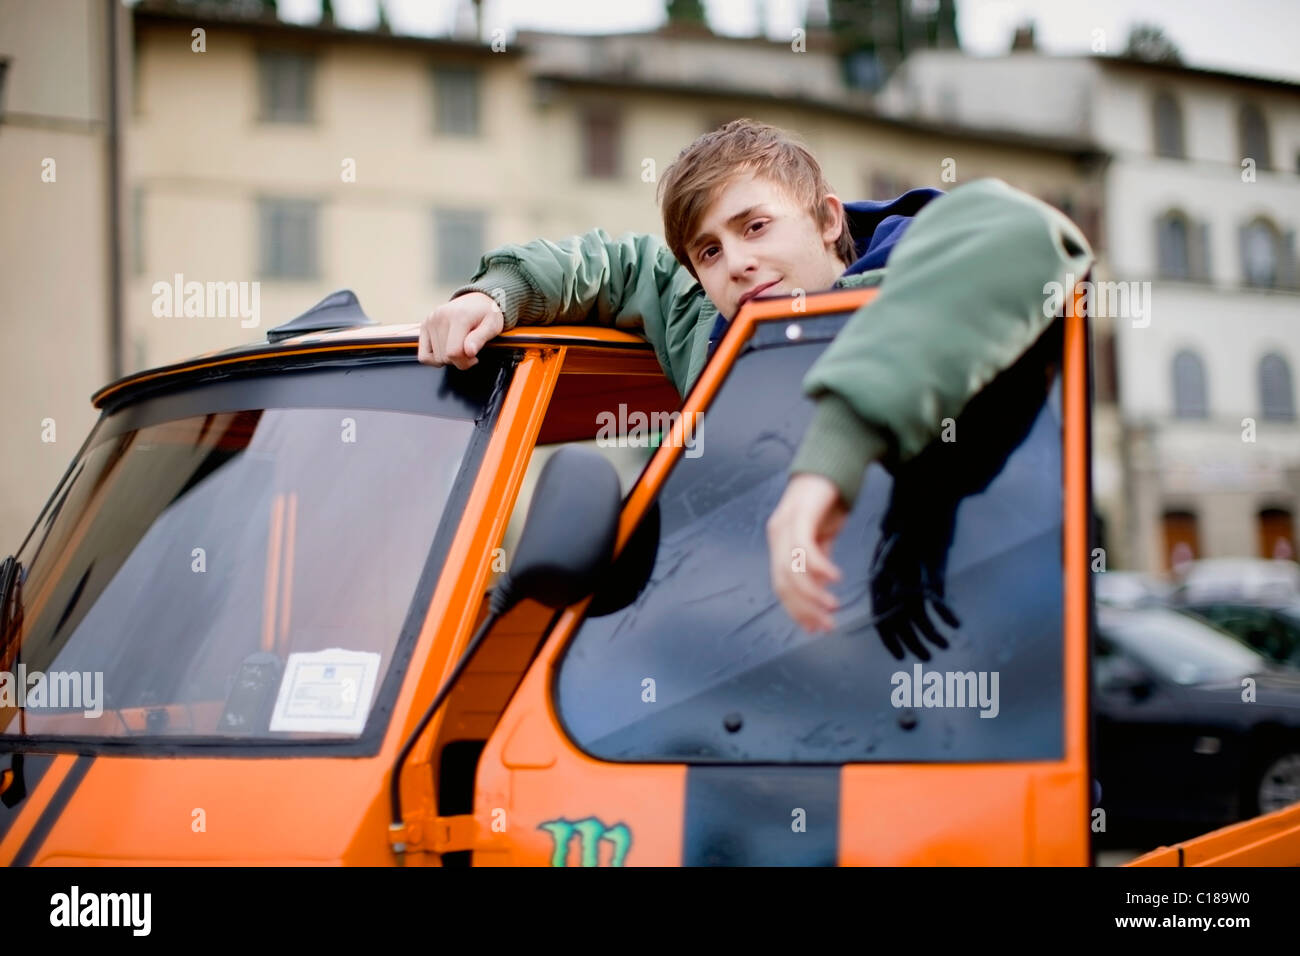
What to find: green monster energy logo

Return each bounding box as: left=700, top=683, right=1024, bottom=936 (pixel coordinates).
left=538, top=817, right=632, bottom=867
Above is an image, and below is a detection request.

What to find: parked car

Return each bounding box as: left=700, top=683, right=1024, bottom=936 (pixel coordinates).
left=1095, top=604, right=1300, bottom=841
left=1180, top=601, right=1300, bottom=668
left=1170, top=557, right=1300, bottom=605
left=1093, top=570, right=1170, bottom=609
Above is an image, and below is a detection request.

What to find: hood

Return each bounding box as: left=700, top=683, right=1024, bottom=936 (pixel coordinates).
left=840, top=187, right=945, bottom=275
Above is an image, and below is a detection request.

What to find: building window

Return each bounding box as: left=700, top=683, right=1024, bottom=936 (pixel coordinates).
left=1156, top=211, right=1190, bottom=279
left=580, top=107, right=621, bottom=179
left=870, top=172, right=913, bottom=199
left=1161, top=510, right=1199, bottom=572
left=1240, top=218, right=1282, bottom=288
left=1258, top=508, right=1295, bottom=561
left=1093, top=328, right=1118, bottom=404
left=1171, top=349, right=1208, bottom=419
left=1152, top=91, right=1184, bottom=158
left=259, top=198, right=319, bottom=279
left=1258, top=352, right=1295, bottom=421
left=1238, top=103, right=1271, bottom=170
left=434, top=208, right=485, bottom=284
left=258, top=50, right=314, bottom=123
left=433, top=67, right=480, bottom=135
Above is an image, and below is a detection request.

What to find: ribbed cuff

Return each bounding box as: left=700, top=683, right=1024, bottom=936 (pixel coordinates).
left=450, top=264, right=549, bottom=330
left=789, top=394, right=889, bottom=509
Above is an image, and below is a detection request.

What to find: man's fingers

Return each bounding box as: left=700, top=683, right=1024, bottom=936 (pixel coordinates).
left=463, top=310, right=503, bottom=358
left=444, top=316, right=480, bottom=370
left=417, top=321, right=439, bottom=366
left=804, top=544, right=842, bottom=584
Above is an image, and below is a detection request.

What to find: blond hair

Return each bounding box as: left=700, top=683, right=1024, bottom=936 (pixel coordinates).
left=656, top=118, right=853, bottom=278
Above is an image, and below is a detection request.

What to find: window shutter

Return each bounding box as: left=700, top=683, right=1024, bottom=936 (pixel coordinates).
left=1282, top=230, right=1297, bottom=290
left=1193, top=220, right=1211, bottom=282
left=1238, top=222, right=1251, bottom=287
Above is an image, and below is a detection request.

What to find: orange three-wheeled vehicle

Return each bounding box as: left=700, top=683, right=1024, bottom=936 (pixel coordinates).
left=2, top=286, right=1298, bottom=866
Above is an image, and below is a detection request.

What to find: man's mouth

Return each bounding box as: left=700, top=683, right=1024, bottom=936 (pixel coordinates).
left=736, top=279, right=781, bottom=310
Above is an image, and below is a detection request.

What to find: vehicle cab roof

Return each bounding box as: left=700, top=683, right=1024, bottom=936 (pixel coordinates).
left=91, top=323, right=652, bottom=412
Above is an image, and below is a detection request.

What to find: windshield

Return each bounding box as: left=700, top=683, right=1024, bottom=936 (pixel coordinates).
left=556, top=315, right=1066, bottom=763
left=1, top=360, right=497, bottom=745
left=1098, top=607, right=1266, bottom=685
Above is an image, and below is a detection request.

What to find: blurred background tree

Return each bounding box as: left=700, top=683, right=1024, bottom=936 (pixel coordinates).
left=1124, top=23, right=1183, bottom=64
left=828, top=0, right=960, bottom=92
left=665, top=0, right=710, bottom=30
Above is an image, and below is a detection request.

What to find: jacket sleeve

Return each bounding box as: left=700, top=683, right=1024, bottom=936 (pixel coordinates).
left=449, top=229, right=697, bottom=328
left=789, top=178, right=1094, bottom=507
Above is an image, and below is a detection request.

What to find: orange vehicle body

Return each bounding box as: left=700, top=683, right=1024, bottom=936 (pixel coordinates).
left=2, top=287, right=1297, bottom=866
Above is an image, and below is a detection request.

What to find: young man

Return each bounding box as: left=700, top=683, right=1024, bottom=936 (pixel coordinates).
left=418, top=119, right=1093, bottom=641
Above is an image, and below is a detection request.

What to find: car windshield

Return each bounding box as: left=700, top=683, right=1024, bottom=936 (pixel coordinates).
left=1, top=360, right=497, bottom=745
left=1098, top=607, right=1266, bottom=685
left=556, top=314, right=1066, bottom=763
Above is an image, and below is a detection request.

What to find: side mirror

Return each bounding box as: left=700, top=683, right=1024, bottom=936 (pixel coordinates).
left=494, top=446, right=623, bottom=613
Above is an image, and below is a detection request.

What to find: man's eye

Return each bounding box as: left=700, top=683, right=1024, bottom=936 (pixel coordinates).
left=700, top=247, right=718, bottom=262
left=747, top=220, right=768, bottom=235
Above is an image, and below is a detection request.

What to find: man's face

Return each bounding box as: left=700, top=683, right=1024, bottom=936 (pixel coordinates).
left=685, top=171, right=847, bottom=319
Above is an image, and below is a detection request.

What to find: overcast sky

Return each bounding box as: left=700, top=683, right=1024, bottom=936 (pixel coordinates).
left=274, top=0, right=1300, bottom=83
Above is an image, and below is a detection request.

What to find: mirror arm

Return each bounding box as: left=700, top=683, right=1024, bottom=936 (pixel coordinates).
left=388, top=605, right=503, bottom=860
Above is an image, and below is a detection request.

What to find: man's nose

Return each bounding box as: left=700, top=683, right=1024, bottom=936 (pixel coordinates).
left=725, top=240, right=759, bottom=280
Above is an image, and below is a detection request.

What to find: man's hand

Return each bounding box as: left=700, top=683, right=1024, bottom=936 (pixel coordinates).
left=417, top=292, right=504, bottom=370
left=766, top=473, right=849, bottom=632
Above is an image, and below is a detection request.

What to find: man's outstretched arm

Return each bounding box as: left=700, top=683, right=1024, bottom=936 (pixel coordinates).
left=418, top=229, right=705, bottom=391
left=769, top=178, right=1094, bottom=632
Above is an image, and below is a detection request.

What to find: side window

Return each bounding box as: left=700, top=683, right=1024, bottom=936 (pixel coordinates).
left=493, top=369, right=681, bottom=580
left=556, top=315, right=1067, bottom=764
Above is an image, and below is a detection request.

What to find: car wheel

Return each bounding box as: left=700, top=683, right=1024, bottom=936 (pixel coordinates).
left=1251, top=751, right=1300, bottom=816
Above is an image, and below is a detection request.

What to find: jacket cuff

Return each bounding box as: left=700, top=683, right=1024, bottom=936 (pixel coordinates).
left=450, top=264, right=550, bottom=330
left=789, top=394, right=889, bottom=509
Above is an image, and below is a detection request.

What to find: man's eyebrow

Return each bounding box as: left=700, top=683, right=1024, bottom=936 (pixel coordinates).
left=689, top=205, right=769, bottom=254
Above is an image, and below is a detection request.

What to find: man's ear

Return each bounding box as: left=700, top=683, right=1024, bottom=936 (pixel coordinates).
left=820, top=194, right=847, bottom=246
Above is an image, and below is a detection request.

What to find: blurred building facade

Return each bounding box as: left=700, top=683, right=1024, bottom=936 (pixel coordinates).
left=2, top=0, right=1105, bottom=549
left=0, top=0, right=127, bottom=557
left=880, top=50, right=1300, bottom=573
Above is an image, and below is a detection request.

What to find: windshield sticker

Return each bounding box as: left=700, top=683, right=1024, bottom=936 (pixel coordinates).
left=269, top=649, right=380, bottom=735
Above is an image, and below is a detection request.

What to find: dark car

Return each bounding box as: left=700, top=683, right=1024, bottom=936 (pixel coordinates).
left=1180, top=601, right=1300, bottom=668
left=1095, top=605, right=1300, bottom=842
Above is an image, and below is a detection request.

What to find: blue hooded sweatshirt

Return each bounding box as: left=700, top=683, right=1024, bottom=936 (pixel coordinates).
left=706, top=187, right=945, bottom=358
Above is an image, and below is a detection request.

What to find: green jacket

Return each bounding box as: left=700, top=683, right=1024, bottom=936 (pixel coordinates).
left=451, top=178, right=1093, bottom=507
